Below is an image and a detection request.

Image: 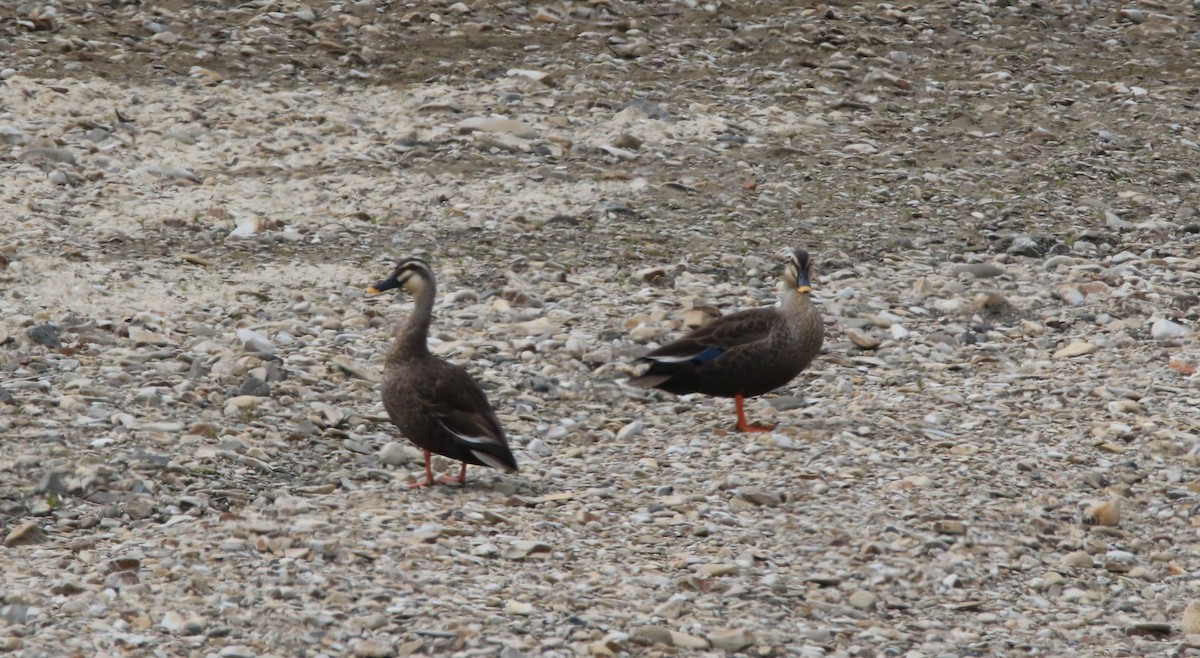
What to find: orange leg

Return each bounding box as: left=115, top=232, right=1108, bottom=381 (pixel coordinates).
left=406, top=450, right=438, bottom=488
left=407, top=451, right=468, bottom=488
left=735, top=394, right=774, bottom=433
left=436, top=462, right=468, bottom=486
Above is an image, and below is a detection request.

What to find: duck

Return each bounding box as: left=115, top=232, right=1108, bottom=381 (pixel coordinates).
left=628, top=249, right=825, bottom=432
left=365, top=258, right=518, bottom=487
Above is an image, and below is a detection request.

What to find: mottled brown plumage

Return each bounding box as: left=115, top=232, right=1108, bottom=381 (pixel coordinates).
left=629, top=249, right=825, bottom=432
left=366, top=258, right=518, bottom=487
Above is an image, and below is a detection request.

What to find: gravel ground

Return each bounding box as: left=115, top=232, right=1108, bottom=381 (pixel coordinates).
left=3, top=1, right=1200, bottom=656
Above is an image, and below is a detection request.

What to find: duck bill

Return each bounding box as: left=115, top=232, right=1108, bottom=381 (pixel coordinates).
left=364, top=275, right=399, bottom=295
left=796, top=269, right=813, bottom=293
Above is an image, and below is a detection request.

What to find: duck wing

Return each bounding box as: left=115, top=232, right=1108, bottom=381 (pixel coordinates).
left=426, top=364, right=518, bottom=472
left=630, top=307, right=780, bottom=386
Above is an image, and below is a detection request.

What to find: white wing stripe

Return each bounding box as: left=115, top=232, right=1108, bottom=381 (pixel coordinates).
left=439, top=419, right=500, bottom=446
left=647, top=353, right=704, bottom=364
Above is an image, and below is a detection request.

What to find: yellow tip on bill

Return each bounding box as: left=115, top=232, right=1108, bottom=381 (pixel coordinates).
left=796, top=285, right=813, bottom=294
left=364, top=287, right=381, bottom=294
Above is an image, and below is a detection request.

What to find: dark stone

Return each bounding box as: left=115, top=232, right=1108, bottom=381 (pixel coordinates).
left=36, top=470, right=66, bottom=495
left=26, top=324, right=62, bottom=349
left=236, top=377, right=270, bottom=397
left=188, top=357, right=209, bottom=379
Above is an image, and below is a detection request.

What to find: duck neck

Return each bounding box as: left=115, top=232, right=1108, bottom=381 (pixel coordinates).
left=781, top=287, right=813, bottom=316
left=390, top=280, right=436, bottom=362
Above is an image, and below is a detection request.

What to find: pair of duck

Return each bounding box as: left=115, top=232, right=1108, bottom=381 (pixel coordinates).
left=365, top=250, right=824, bottom=487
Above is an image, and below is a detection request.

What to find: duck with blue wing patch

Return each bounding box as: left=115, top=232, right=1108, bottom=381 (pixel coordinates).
left=629, top=249, right=825, bottom=432
left=365, top=258, right=518, bottom=488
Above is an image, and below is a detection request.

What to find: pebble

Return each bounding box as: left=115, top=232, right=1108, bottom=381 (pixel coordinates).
left=160, top=611, right=185, bottom=633
left=616, top=421, right=644, bottom=441
left=472, top=543, right=499, bottom=557
left=128, top=327, right=170, bottom=346
left=612, top=133, right=643, bottom=150
left=667, top=631, right=709, bottom=649
left=630, top=626, right=674, bottom=646
left=1060, top=551, right=1094, bottom=568
left=1084, top=499, right=1121, bottom=527
left=953, top=263, right=1004, bottom=278
left=224, top=395, right=264, bottom=416
left=506, top=68, right=550, bottom=84
left=26, top=324, right=62, bottom=348
left=502, top=540, right=552, bottom=560
left=697, top=563, right=739, bottom=577
left=1053, top=341, right=1096, bottom=358
left=236, top=377, right=270, bottom=397
left=526, top=438, right=553, bottom=457
left=846, top=327, right=880, bottom=349
left=708, top=629, right=753, bottom=651
left=236, top=328, right=275, bottom=355
left=1182, top=602, right=1200, bottom=635
left=503, top=600, right=533, bottom=615
left=737, top=487, right=782, bottom=507
left=1151, top=318, right=1188, bottom=340
left=652, top=596, right=687, bottom=620
left=379, top=442, right=411, bottom=466
left=1007, top=236, right=1041, bottom=257
left=848, top=590, right=878, bottom=610
left=4, top=522, right=46, bottom=547
left=1126, top=622, right=1172, bottom=637
left=933, top=520, right=967, bottom=535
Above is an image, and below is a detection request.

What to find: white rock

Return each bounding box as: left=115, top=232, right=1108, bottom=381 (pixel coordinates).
left=504, top=600, right=533, bottom=615
left=1151, top=319, right=1188, bottom=340
left=1053, top=341, right=1096, bottom=358
left=526, top=438, right=554, bottom=457
left=599, top=144, right=638, bottom=160
left=229, top=215, right=264, bottom=238
left=236, top=328, right=275, bottom=354
left=472, top=543, right=500, bottom=557
left=848, top=590, right=878, bottom=609
left=160, top=611, right=185, bottom=633
left=224, top=395, right=264, bottom=416
left=616, top=421, right=644, bottom=441
left=506, top=68, right=551, bottom=84
left=144, top=164, right=202, bottom=183
left=564, top=335, right=588, bottom=357
left=379, top=442, right=410, bottom=466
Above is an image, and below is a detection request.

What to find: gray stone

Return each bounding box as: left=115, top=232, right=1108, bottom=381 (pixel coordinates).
left=738, top=487, right=782, bottom=507
left=237, top=377, right=271, bottom=397
left=953, top=263, right=1004, bottom=278
left=27, top=324, right=62, bottom=348
left=848, top=590, right=878, bottom=610
left=379, top=442, right=411, bottom=466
